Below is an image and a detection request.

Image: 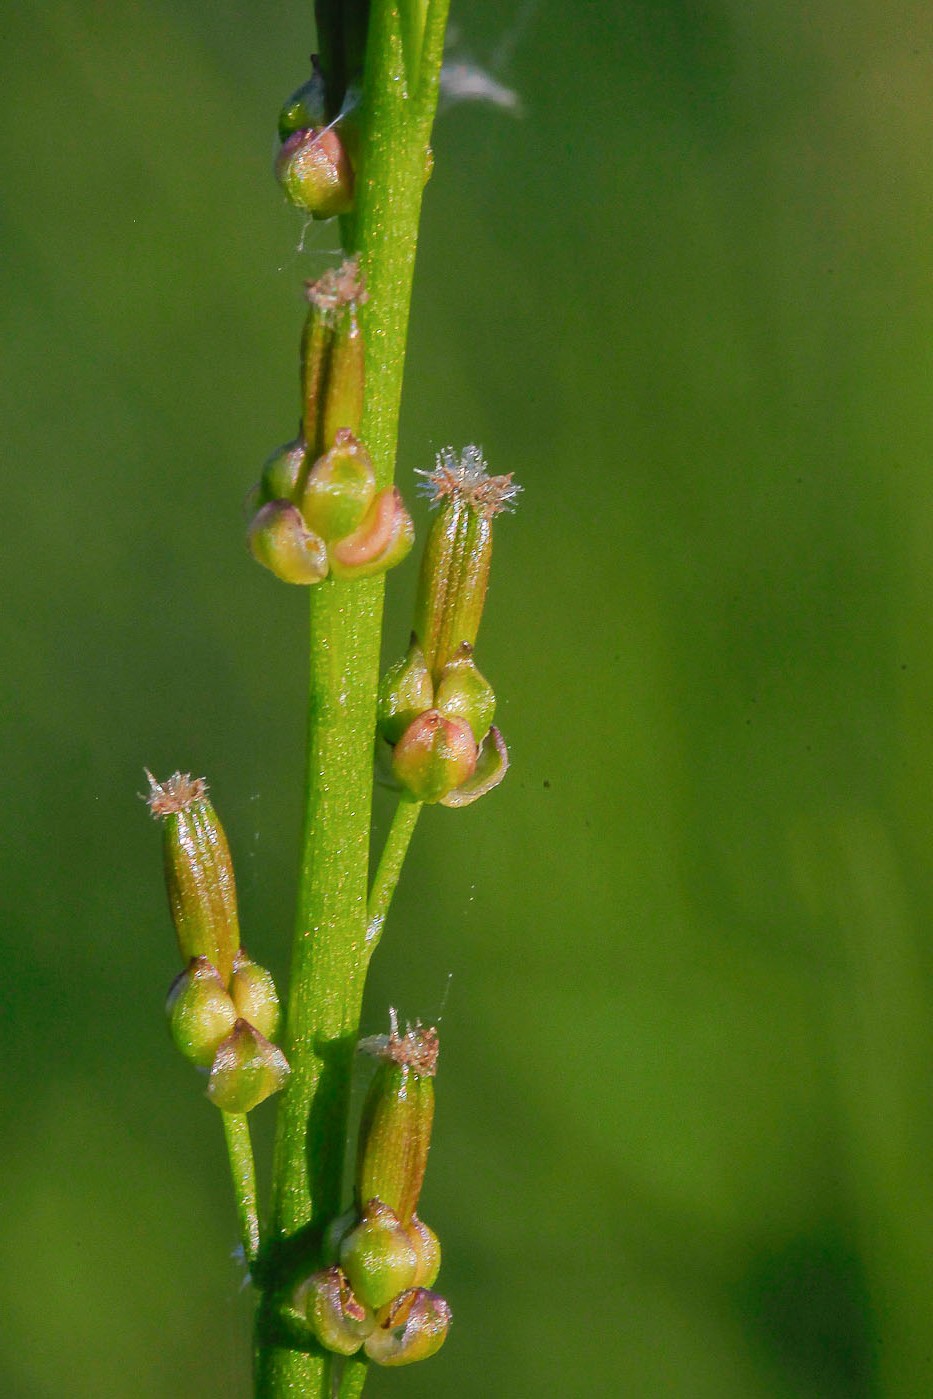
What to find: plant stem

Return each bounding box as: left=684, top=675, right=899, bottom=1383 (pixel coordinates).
left=338, top=1356, right=369, bottom=1399
left=367, top=798, right=423, bottom=949
left=255, top=3, right=450, bottom=1394
left=221, top=1111, right=261, bottom=1269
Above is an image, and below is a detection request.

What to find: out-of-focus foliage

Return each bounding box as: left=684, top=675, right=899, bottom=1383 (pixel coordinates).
left=3, top=1, right=933, bottom=1394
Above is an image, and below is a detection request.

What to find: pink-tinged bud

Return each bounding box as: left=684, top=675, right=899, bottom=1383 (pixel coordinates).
left=230, top=950, right=281, bottom=1043
left=145, top=772, right=240, bottom=985
left=295, top=1266, right=373, bottom=1356
left=338, top=1199, right=419, bottom=1311
left=364, top=1288, right=451, bottom=1367
left=258, top=438, right=308, bottom=505
left=377, top=637, right=434, bottom=745
left=165, top=957, right=237, bottom=1068
left=434, top=641, right=496, bottom=741
left=206, top=1019, right=290, bottom=1113
left=248, top=500, right=329, bottom=585
left=414, top=445, right=519, bottom=679
left=301, top=259, right=367, bottom=456
left=391, top=710, right=477, bottom=804
left=356, top=1011, right=439, bottom=1224
left=278, top=59, right=327, bottom=141
left=298, top=430, right=376, bottom=542
left=406, top=1216, right=441, bottom=1289
left=275, top=125, right=354, bottom=219
left=329, top=487, right=414, bottom=580
left=440, top=724, right=509, bottom=808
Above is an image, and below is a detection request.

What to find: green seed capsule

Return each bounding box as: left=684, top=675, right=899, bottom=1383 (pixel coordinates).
left=275, top=126, right=354, bottom=219
left=258, top=438, right=308, bottom=505
left=434, top=641, right=496, bottom=741
left=364, top=1288, right=451, bottom=1367
left=338, top=1200, right=419, bottom=1311
left=166, top=957, right=237, bottom=1067
left=356, top=1013, right=439, bottom=1223
left=248, top=500, right=329, bottom=585
left=296, top=1266, right=373, bottom=1356
left=206, top=1020, right=290, bottom=1113
left=230, top=951, right=281, bottom=1042
left=299, top=431, right=376, bottom=542
left=278, top=60, right=327, bottom=141
left=391, top=710, right=477, bottom=804
left=328, top=487, right=415, bottom=580
left=377, top=638, right=434, bottom=746
left=146, top=772, right=240, bottom=986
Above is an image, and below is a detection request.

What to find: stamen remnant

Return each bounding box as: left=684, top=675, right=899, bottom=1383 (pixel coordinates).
left=145, top=770, right=208, bottom=818
left=416, top=445, right=521, bottom=518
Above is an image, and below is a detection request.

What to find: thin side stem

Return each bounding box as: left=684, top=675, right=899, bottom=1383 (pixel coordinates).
left=338, top=1356, right=369, bottom=1399
left=221, top=1111, right=261, bottom=1270
left=367, top=798, right=423, bottom=949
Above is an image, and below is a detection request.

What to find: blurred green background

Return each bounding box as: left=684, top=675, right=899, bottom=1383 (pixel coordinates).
left=3, top=1, right=933, bottom=1394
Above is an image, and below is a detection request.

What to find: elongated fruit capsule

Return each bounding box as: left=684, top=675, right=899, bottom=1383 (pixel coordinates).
left=355, top=1011, right=439, bottom=1223
left=146, top=772, right=240, bottom=986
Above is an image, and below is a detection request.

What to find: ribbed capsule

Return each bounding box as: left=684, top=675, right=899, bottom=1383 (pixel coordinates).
left=356, top=1011, right=439, bottom=1223
left=301, top=260, right=367, bottom=458
left=146, top=772, right=240, bottom=986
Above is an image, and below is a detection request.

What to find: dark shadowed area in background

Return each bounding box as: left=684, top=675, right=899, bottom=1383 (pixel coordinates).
left=3, top=2, right=933, bottom=1395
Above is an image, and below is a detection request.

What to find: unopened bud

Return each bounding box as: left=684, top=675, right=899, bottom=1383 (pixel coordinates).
left=278, top=59, right=327, bottom=141
left=295, top=1267, right=373, bottom=1356
left=440, top=724, right=509, bottom=808
left=329, top=487, right=414, bottom=580
left=377, top=638, right=434, bottom=745
left=206, top=1019, right=290, bottom=1113
left=391, top=710, right=477, bottom=804
left=364, top=1288, right=451, bottom=1367
left=301, top=260, right=367, bottom=456
left=275, top=126, right=354, bottom=219
left=338, top=1199, right=418, bottom=1311
left=146, top=772, right=240, bottom=986
left=434, top=642, right=496, bottom=741
left=166, top=957, right=237, bottom=1067
left=406, top=1216, right=441, bottom=1289
left=299, top=431, right=375, bottom=542
left=356, top=1011, right=438, bottom=1223
left=248, top=500, right=329, bottom=585
left=258, top=438, right=308, bottom=505
left=414, top=445, right=519, bottom=679
left=230, top=950, right=281, bottom=1042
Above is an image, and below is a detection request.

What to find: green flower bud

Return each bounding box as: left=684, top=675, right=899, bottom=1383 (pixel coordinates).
left=440, top=724, right=509, bottom=808
left=258, top=438, right=308, bottom=505
left=295, top=1267, right=373, bottom=1356
left=301, top=259, right=367, bottom=457
left=275, top=125, right=354, bottom=219
left=145, top=772, right=240, bottom=986
left=338, top=1199, right=419, bottom=1311
left=278, top=59, right=327, bottom=141
left=165, top=956, right=237, bottom=1067
left=230, top=950, right=281, bottom=1042
left=364, top=1288, right=451, bottom=1367
left=298, top=430, right=376, bottom=542
left=406, top=1216, right=441, bottom=1289
left=377, top=638, right=434, bottom=745
left=434, top=641, right=496, bottom=741
left=206, top=1020, right=290, bottom=1113
left=414, top=445, right=519, bottom=679
left=248, top=500, right=329, bottom=585
left=356, top=1011, right=439, bottom=1223
left=329, top=487, right=415, bottom=580
left=391, top=710, right=477, bottom=804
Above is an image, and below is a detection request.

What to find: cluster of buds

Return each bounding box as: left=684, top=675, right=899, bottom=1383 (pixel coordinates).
left=294, top=1013, right=451, bottom=1366
left=378, top=446, right=518, bottom=804
left=146, top=772, right=289, bottom=1113
left=274, top=57, right=355, bottom=220
left=248, top=260, right=414, bottom=585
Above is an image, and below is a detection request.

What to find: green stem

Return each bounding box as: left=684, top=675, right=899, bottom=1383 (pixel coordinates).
left=255, top=3, right=450, bottom=1394
left=367, top=798, right=423, bottom=949
left=221, top=1111, right=261, bottom=1270
left=338, top=1355, right=369, bottom=1399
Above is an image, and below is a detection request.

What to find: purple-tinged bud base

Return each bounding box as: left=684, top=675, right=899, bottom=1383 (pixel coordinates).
left=391, top=710, right=477, bottom=804
left=248, top=500, right=329, bottom=585
left=365, top=1288, right=451, bottom=1366
left=275, top=126, right=354, bottom=220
